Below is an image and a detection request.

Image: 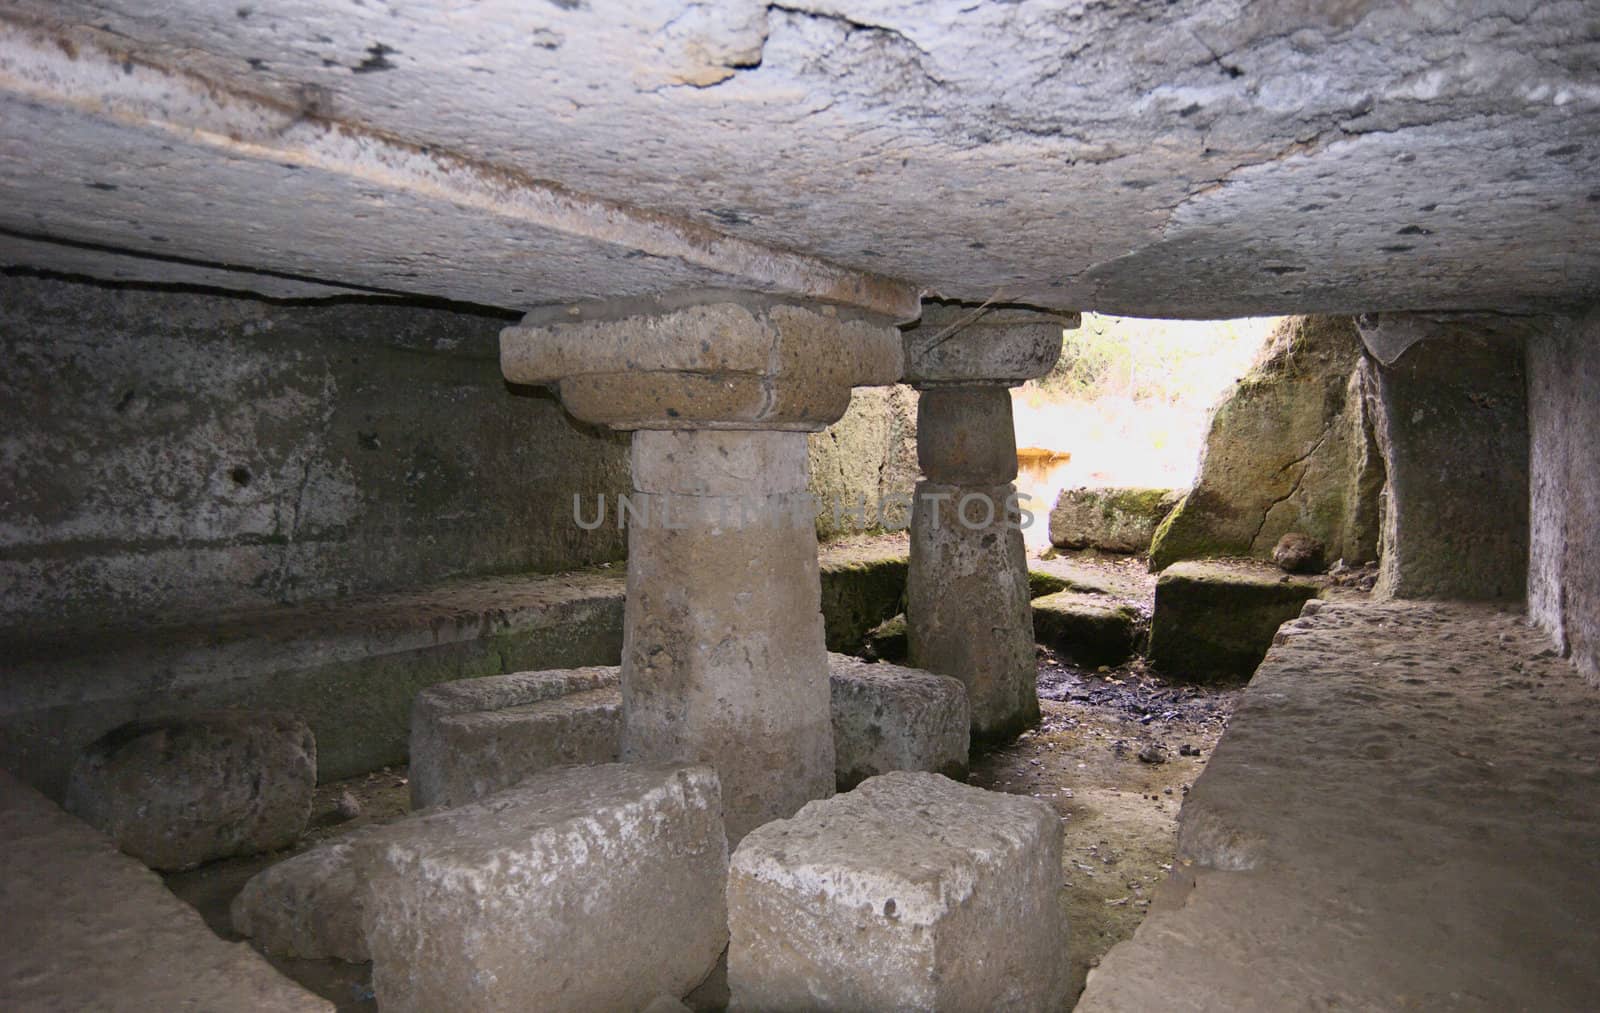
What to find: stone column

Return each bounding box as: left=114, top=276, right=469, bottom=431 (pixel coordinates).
left=901, top=303, right=1075, bottom=741
left=501, top=290, right=901, bottom=839
left=1355, top=313, right=1530, bottom=601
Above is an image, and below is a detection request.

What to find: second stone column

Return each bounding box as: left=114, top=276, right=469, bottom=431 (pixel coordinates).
left=901, top=302, right=1075, bottom=741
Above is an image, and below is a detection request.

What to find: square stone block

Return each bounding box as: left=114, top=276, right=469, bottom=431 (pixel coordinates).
left=728, top=771, right=1069, bottom=1011
left=1149, top=560, right=1320, bottom=683
left=362, top=763, right=728, bottom=1013
left=827, top=653, right=969, bottom=789
left=409, top=665, right=621, bottom=808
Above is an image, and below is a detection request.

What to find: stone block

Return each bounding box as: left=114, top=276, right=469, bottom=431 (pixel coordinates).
left=1149, top=560, right=1320, bottom=683
left=1049, top=486, right=1180, bottom=554
left=409, top=665, right=621, bottom=809
left=1032, top=591, right=1141, bottom=667
left=230, top=831, right=374, bottom=963
left=728, top=771, right=1069, bottom=1012
left=362, top=763, right=728, bottom=1013
left=827, top=653, right=969, bottom=789
left=64, top=710, right=315, bottom=871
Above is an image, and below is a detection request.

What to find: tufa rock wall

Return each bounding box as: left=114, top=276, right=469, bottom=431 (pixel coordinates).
left=1527, top=307, right=1599, bottom=684
left=1150, top=316, right=1384, bottom=571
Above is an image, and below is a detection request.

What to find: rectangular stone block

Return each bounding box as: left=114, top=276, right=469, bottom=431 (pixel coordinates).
left=728, top=771, right=1069, bottom=1011
left=362, top=763, right=728, bottom=1013
left=1149, top=560, right=1320, bottom=683
left=828, top=653, right=969, bottom=789
left=408, top=665, right=620, bottom=808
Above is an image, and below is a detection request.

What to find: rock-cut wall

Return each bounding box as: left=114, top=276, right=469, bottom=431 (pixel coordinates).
left=0, top=274, right=634, bottom=631
left=1528, top=307, right=1600, bottom=685
left=1149, top=316, right=1384, bottom=570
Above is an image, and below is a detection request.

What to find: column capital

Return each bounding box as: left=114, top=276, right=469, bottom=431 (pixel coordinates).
left=901, top=301, right=1076, bottom=388
left=500, top=289, right=902, bottom=431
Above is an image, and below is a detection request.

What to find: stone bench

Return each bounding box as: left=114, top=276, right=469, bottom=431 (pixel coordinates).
left=0, top=770, right=329, bottom=1011
left=1148, top=559, right=1321, bottom=682
left=409, top=653, right=969, bottom=809
left=360, top=763, right=727, bottom=1013
left=727, top=771, right=1070, bottom=1011
left=1, top=542, right=908, bottom=799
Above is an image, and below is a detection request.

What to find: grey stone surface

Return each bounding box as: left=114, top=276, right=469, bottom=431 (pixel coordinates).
left=1365, top=317, right=1529, bottom=600
left=0, top=770, right=330, bottom=1011
left=907, top=480, right=1038, bottom=740
left=1078, top=601, right=1600, bottom=1011
left=8, top=5, right=1596, bottom=317
left=361, top=763, right=728, bottom=1013
left=622, top=430, right=834, bottom=841
left=64, top=710, right=315, bottom=871
left=1148, top=561, right=1320, bottom=684
left=0, top=274, right=629, bottom=633
left=409, top=666, right=621, bottom=809
left=915, top=385, right=1019, bottom=485
left=1031, top=591, right=1141, bottom=669
left=230, top=830, right=374, bottom=963
left=827, top=653, right=969, bottom=789
left=727, top=771, right=1069, bottom=1012
left=1049, top=487, right=1181, bottom=554
left=502, top=291, right=902, bottom=431
left=1150, top=316, right=1383, bottom=571
left=1528, top=307, right=1600, bottom=685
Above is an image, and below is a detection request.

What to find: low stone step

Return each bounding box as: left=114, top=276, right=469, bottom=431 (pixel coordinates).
left=1030, top=591, right=1142, bottom=668
left=828, top=654, right=969, bottom=790
left=1148, top=559, right=1321, bottom=683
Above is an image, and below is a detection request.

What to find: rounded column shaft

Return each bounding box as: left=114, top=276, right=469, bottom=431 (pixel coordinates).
left=621, top=429, right=834, bottom=840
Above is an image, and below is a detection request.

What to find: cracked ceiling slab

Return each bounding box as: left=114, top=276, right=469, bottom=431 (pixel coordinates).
left=0, top=0, right=1596, bottom=317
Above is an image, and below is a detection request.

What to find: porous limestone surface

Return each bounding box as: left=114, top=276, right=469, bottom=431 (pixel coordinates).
left=728, top=771, right=1069, bottom=1012
left=361, top=763, right=728, bottom=1013
left=915, top=384, right=1019, bottom=486
left=64, top=709, right=315, bottom=871
left=908, top=479, right=1038, bottom=739
left=0, top=770, right=330, bottom=1011
left=622, top=430, right=835, bottom=841
left=230, top=829, right=375, bottom=963
left=827, top=653, right=969, bottom=789
left=408, top=665, right=621, bottom=809
left=1078, top=600, right=1600, bottom=1011
left=902, top=304, right=1071, bottom=386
